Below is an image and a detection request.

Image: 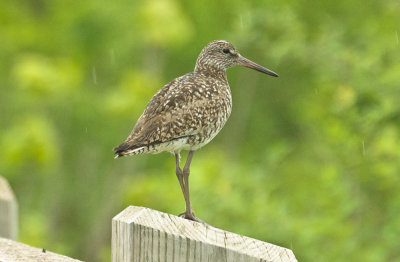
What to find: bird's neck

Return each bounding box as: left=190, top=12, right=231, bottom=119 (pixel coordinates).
left=194, top=62, right=228, bottom=82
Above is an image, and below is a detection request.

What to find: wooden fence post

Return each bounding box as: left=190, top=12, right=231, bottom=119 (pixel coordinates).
left=112, top=206, right=297, bottom=262
left=0, top=238, right=83, bottom=262
left=0, top=178, right=83, bottom=261
left=0, top=177, right=18, bottom=240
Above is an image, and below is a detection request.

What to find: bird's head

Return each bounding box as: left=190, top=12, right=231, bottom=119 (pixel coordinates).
left=195, top=40, right=278, bottom=77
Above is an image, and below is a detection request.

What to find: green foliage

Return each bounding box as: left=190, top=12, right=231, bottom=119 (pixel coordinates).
left=1, top=0, right=399, bottom=261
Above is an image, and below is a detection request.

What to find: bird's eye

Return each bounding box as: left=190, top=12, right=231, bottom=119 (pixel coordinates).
left=222, top=48, right=230, bottom=54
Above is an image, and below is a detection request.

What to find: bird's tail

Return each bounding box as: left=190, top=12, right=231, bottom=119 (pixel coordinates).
left=113, top=143, right=146, bottom=158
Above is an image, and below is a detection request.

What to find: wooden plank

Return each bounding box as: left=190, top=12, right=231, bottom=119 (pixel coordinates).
left=0, top=238, right=83, bottom=262
left=0, top=177, right=18, bottom=240
left=112, top=206, right=297, bottom=262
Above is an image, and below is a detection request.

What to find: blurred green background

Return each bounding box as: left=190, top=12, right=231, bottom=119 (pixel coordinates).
left=1, top=0, right=400, bottom=261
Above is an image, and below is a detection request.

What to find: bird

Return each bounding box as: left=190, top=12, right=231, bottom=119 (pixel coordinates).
left=114, top=40, right=278, bottom=222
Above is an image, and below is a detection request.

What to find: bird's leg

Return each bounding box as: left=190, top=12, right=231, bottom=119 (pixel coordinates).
left=174, top=153, right=185, bottom=198
left=180, top=150, right=203, bottom=222
left=175, top=151, right=204, bottom=223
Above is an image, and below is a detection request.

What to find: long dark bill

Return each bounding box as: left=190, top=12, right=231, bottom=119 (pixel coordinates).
left=239, top=55, right=279, bottom=77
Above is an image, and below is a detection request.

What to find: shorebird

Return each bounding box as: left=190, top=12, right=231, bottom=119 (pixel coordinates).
left=114, top=40, right=278, bottom=222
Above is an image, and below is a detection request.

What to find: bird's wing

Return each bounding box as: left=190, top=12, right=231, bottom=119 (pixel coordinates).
left=140, top=74, right=190, bottom=119
left=114, top=74, right=228, bottom=153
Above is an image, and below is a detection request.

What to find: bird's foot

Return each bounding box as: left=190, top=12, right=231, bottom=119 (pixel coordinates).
left=178, top=210, right=206, bottom=224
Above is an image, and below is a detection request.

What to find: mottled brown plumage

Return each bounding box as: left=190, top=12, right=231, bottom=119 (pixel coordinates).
left=114, top=40, right=278, bottom=222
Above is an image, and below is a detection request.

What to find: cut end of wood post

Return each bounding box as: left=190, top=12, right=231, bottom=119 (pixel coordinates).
left=112, top=206, right=297, bottom=262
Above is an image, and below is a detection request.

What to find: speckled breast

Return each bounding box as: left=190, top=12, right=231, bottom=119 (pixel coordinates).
left=189, top=98, right=232, bottom=150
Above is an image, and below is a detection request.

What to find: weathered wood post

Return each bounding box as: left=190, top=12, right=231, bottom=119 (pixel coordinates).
left=112, top=206, right=297, bottom=262
left=0, top=177, right=18, bottom=240
left=0, top=238, right=83, bottom=262
left=0, top=178, right=83, bottom=261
